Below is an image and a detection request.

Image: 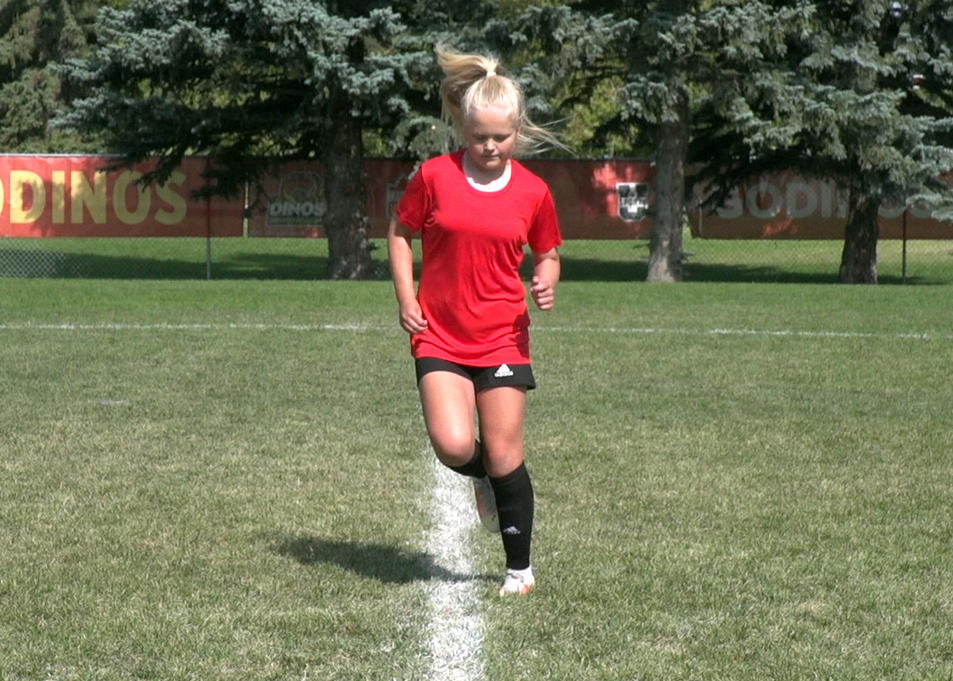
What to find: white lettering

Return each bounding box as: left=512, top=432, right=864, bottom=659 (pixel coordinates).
left=716, top=188, right=744, bottom=219
left=786, top=181, right=817, bottom=219
left=268, top=201, right=327, bottom=219
left=747, top=181, right=783, bottom=219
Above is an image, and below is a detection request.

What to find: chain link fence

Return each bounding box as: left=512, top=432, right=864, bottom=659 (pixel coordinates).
left=1, top=234, right=952, bottom=283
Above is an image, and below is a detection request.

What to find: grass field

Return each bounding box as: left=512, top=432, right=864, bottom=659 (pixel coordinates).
left=2, top=245, right=953, bottom=680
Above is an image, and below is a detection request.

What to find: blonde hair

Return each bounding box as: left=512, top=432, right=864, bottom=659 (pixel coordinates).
left=435, top=44, right=565, bottom=156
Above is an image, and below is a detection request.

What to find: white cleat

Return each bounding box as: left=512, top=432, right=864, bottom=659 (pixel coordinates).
left=472, top=476, right=499, bottom=533
left=499, top=567, right=535, bottom=597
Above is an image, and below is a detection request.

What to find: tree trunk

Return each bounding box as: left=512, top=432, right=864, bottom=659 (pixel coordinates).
left=838, top=192, right=880, bottom=284
left=321, top=98, right=374, bottom=280
left=647, top=99, right=689, bottom=283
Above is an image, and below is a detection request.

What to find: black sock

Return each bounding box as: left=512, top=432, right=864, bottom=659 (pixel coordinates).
left=446, top=440, right=486, bottom=478
left=490, top=463, right=534, bottom=570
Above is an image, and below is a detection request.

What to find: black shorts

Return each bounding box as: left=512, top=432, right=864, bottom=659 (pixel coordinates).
left=415, top=357, right=536, bottom=392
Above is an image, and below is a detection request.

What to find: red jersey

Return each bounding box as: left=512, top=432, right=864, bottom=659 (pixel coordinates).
left=395, top=150, right=562, bottom=365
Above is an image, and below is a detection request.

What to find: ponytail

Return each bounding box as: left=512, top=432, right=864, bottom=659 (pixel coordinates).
left=435, top=44, right=566, bottom=156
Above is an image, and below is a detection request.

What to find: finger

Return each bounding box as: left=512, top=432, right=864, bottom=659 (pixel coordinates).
left=535, top=288, right=555, bottom=306
left=403, top=316, right=428, bottom=334
left=532, top=287, right=552, bottom=300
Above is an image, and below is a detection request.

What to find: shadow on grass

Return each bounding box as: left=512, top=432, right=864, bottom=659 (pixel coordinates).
left=272, top=535, right=495, bottom=585
left=1, top=246, right=945, bottom=285
left=526, top=242, right=845, bottom=283
left=0, top=248, right=333, bottom=280
left=553, top=254, right=943, bottom=284
left=678, top=264, right=942, bottom=285
left=537, top=255, right=844, bottom=283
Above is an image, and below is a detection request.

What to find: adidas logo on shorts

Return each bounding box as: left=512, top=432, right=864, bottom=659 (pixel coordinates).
left=494, top=364, right=514, bottom=378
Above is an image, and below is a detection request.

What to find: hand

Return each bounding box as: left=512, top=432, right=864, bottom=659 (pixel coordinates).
left=398, top=299, right=428, bottom=334
left=530, top=275, right=555, bottom=311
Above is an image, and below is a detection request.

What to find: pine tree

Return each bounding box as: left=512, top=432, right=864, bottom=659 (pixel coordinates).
left=0, top=0, right=103, bottom=151
left=692, top=0, right=953, bottom=283
left=60, top=0, right=432, bottom=279
left=530, top=1, right=814, bottom=282
left=526, top=2, right=953, bottom=283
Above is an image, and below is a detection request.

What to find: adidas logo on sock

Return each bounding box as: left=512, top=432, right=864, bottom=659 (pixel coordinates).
left=494, top=364, right=514, bottom=378
left=502, top=526, right=521, bottom=535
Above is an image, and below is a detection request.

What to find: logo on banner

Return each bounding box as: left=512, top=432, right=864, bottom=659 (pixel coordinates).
left=616, top=182, right=649, bottom=222
left=267, top=171, right=327, bottom=227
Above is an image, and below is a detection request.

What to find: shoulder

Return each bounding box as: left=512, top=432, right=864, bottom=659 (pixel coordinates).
left=510, top=160, right=555, bottom=211
left=510, top=159, right=551, bottom=196
left=418, top=151, right=464, bottom=178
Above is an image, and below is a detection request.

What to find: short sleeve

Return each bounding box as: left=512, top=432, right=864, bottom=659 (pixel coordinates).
left=395, top=166, right=431, bottom=232
left=528, top=190, right=562, bottom=253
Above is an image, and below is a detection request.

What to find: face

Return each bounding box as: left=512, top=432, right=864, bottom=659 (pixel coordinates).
left=462, top=105, right=519, bottom=176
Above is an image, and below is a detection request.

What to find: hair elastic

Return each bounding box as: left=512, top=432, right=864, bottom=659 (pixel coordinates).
left=486, top=69, right=496, bottom=77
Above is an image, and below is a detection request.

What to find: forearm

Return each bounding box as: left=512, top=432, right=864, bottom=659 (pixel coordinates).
left=387, top=219, right=417, bottom=305
left=530, top=248, right=560, bottom=310
left=387, top=219, right=428, bottom=334
left=533, top=250, right=560, bottom=289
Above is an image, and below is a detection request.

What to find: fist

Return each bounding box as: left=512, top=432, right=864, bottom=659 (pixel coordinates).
left=530, top=275, right=555, bottom=311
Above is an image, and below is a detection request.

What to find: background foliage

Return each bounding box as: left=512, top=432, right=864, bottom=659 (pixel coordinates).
left=2, top=0, right=952, bottom=282
left=0, top=0, right=109, bottom=151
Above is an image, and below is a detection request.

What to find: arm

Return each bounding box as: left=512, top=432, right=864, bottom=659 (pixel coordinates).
left=387, top=218, right=428, bottom=334
left=530, top=247, right=560, bottom=311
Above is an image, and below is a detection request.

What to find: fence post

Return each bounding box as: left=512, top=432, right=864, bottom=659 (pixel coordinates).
left=902, top=206, right=908, bottom=284
left=205, top=157, right=212, bottom=280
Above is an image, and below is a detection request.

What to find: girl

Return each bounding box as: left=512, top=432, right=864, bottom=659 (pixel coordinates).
left=387, top=46, right=562, bottom=597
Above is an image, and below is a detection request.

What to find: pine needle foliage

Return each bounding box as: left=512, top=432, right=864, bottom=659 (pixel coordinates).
left=692, top=0, right=953, bottom=282
left=516, top=1, right=953, bottom=283
left=60, top=0, right=431, bottom=278
left=61, top=0, right=424, bottom=192
left=0, top=0, right=104, bottom=151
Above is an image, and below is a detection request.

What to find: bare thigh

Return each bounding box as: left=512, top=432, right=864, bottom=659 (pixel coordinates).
left=418, top=370, right=477, bottom=467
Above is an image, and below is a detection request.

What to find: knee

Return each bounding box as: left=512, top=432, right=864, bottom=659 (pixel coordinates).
left=429, top=432, right=476, bottom=467
left=482, top=447, right=524, bottom=478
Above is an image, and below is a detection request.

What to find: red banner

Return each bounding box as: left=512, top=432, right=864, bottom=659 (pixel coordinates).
left=689, top=173, right=953, bottom=239
left=5, top=155, right=950, bottom=240
left=0, top=155, right=244, bottom=237
left=247, top=158, right=656, bottom=239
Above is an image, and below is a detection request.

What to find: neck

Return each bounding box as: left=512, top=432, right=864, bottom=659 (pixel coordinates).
left=463, top=153, right=511, bottom=189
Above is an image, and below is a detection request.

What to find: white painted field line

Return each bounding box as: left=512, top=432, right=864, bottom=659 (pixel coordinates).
left=0, top=321, right=949, bottom=341
left=543, top=325, right=953, bottom=341
left=425, top=453, right=486, bottom=681
left=0, top=322, right=385, bottom=332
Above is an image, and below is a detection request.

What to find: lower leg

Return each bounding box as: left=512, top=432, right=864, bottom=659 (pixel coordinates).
left=491, top=462, right=534, bottom=570
left=476, top=387, right=533, bottom=570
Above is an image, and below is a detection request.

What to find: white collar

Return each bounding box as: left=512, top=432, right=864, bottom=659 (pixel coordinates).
left=463, top=154, right=512, bottom=192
